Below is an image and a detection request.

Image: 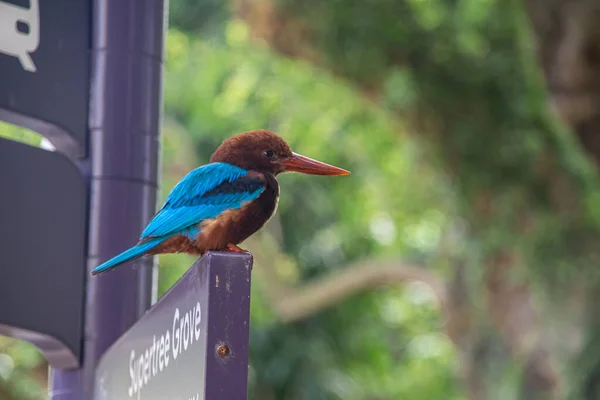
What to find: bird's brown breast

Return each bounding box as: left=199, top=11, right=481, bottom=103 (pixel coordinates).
left=195, top=173, right=280, bottom=251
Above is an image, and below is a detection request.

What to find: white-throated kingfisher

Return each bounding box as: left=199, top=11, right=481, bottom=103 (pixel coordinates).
left=91, top=130, right=350, bottom=275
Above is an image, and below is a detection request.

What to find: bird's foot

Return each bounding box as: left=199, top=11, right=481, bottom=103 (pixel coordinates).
left=226, top=243, right=247, bottom=253
left=226, top=243, right=253, bottom=263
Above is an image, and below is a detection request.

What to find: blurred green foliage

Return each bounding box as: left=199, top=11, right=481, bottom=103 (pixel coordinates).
left=268, top=0, right=600, bottom=286
left=168, top=0, right=600, bottom=290
left=3, top=0, right=599, bottom=398
left=0, top=336, right=46, bottom=400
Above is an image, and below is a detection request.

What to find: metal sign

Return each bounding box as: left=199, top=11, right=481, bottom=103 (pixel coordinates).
left=0, top=137, right=86, bottom=369
left=0, top=0, right=90, bottom=157
left=0, top=0, right=40, bottom=72
left=94, top=252, right=252, bottom=400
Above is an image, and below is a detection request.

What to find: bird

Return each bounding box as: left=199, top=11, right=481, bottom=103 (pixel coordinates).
left=91, top=130, right=350, bottom=275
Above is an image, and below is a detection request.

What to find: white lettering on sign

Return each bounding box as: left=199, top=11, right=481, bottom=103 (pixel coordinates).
left=127, top=302, right=201, bottom=399
left=0, top=0, right=40, bottom=72
left=172, top=302, right=202, bottom=360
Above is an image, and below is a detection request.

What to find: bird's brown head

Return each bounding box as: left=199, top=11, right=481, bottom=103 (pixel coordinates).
left=210, top=130, right=350, bottom=176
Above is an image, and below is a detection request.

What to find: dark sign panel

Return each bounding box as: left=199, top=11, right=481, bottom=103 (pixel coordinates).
left=0, top=138, right=87, bottom=368
left=0, top=0, right=90, bottom=157
left=94, top=252, right=252, bottom=400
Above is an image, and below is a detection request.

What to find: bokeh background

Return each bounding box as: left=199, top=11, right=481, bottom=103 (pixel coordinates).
left=2, top=0, right=600, bottom=398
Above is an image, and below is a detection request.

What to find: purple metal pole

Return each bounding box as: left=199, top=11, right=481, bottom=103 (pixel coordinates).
left=49, top=1, right=167, bottom=398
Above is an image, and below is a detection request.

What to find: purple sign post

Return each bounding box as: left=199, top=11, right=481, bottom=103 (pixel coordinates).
left=50, top=0, right=167, bottom=398
left=94, top=252, right=253, bottom=400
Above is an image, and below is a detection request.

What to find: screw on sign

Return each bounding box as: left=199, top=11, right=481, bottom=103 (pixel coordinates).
left=216, top=343, right=231, bottom=358
left=0, top=0, right=40, bottom=72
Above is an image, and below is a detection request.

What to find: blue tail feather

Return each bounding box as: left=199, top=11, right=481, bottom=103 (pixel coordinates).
left=91, top=237, right=166, bottom=275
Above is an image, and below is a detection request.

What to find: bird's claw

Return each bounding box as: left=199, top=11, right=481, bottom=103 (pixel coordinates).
left=226, top=243, right=247, bottom=252
left=226, top=243, right=254, bottom=264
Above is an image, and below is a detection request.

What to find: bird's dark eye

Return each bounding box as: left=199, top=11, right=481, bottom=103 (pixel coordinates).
left=264, top=149, right=275, bottom=159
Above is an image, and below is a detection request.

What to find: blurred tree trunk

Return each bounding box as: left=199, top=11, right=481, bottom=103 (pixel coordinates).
left=525, top=0, right=600, bottom=162
left=230, top=0, right=600, bottom=398
left=523, top=2, right=600, bottom=399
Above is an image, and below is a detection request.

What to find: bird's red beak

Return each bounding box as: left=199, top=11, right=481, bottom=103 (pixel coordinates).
left=279, top=152, right=350, bottom=176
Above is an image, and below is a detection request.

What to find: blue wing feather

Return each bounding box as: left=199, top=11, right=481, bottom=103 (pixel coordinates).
left=140, top=162, right=265, bottom=239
